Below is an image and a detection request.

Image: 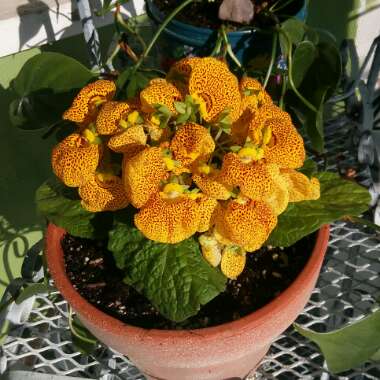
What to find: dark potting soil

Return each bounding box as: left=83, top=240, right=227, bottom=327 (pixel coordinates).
left=62, top=232, right=315, bottom=330
left=152, top=0, right=301, bottom=29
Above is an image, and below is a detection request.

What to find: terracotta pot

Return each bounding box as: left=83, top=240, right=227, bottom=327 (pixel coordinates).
left=46, top=223, right=330, bottom=380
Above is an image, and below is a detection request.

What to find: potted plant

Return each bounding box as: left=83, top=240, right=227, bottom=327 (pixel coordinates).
left=2, top=4, right=370, bottom=380
left=7, top=51, right=363, bottom=379
left=145, top=0, right=308, bottom=65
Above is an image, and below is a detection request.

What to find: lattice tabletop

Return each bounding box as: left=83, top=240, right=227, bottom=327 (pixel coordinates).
left=1, top=118, right=380, bottom=379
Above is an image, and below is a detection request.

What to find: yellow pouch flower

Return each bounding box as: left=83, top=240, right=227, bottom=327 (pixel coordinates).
left=197, top=196, right=219, bottom=233
left=108, top=125, right=147, bottom=154
left=95, top=101, right=131, bottom=135
left=221, top=246, right=247, bottom=279
left=51, top=133, right=101, bottom=187
left=134, top=194, right=201, bottom=244
left=170, top=122, right=215, bottom=166
left=140, top=78, right=182, bottom=114
left=188, top=57, right=241, bottom=123
left=281, top=169, right=321, bottom=202
left=215, top=199, right=277, bottom=252
left=239, top=76, right=272, bottom=111
left=122, top=147, right=168, bottom=208
left=63, top=80, right=116, bottom=124
left=79, top=173, right=129, bottom=212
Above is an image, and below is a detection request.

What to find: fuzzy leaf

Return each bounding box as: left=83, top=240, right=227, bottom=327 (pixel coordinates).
left=295, top=310, right=380, bottom=374
left=35, top=179, right=113, bottom=239
left=267, top=172, right=370, bottom=247
left=108, top=222, right=226, bottom=322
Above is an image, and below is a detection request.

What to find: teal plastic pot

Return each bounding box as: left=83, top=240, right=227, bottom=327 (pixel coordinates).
left=146, top=0, right=307, bottom=66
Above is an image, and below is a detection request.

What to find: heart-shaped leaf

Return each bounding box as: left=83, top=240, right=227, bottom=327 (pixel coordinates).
left=292, top=41, right=317, bottom=88
left=12, top=52, right=94, bottom=97
left=295, top=310, right=380, bottom=374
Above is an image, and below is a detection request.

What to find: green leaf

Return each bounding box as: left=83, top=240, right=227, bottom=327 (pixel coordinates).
left=154, top=103, right=172, bottom=117
left=108, top=222, right=226, bottom=322
left=305, top=27, right=319, bottom=45
left=298, top=158, right=317, bottom=178
left=174, top=101, right=187, bottom=114
left=9, top=52, right=94, bottom=130
left=35, top=178, right=113, bottom=239
left=12, top=52, right=94, bottom=97
left=295, top=310, right=380, bottom=374
left=108, top=220, right=147, bottom=270
left=135, top=72, right=150, bottom=91
left=70, top=314, right=98, bottom=354
left=9, top=92, right=77, bottom=131
left=15, top=283, right=55, bottom=304
left=286, top=41, right=341, bottom=152
left=230, top=145, right=242, bottom=152
left=280, top=18, right=305, bottom=56
left=126, top=76, right=138, bottom=99
left=176, top=113, right=190, bottom=125
left=267, top=172, right=370, bottom=247
left=116, top=67, right=133, bottom=90
left=292, top=41, right=317, bottom=88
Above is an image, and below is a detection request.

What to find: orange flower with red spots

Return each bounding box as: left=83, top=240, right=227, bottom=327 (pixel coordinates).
left=63, top=80, right=116, bottom=124
left=51, top=56, right=322, bottom=280
left=51, top=132, right=102, bottom=187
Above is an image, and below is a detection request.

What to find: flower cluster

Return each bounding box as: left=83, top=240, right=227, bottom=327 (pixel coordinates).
left=53, top=57, right=320, bottom=279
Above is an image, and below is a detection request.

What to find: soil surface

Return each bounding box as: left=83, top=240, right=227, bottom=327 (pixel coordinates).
left=152, top=0, right=303, bottom=29
left=62, top=232, right=315, bottom=330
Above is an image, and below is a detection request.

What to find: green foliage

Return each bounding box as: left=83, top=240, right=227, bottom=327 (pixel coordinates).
left=277, top=18, right=342, bottom=153
left=12, top=52, right=94, bottom=96
left=116, top=67, right=157, bottom=99
left=69, top=310, right=98, bottom=354
left=108, top=221, right=226, bottom=322
left=15, top=283, right=55, bottom=304
left=295, top=310, right=380, bottom=374
left=291, top=41, right=317, bottom=88
left=10, top=52, right=95, bottom=130
left=288, top=40, right=341, bottom=153
left=279, top=18, right=305, bottom=57
left=174, top=95, right=200, bottom=124
left=298, top=158, right=317, bottom=178
left=35, top=179, right=113, bottom=239
left=153, top=103, right=173, bottom=128
left=267, top=172, right=371, bottom=247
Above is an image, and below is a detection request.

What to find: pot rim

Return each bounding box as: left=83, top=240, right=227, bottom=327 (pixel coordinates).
left=46, top=223, right=329, bottom=340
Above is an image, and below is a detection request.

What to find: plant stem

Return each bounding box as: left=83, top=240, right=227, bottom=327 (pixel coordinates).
left=278, top=27, right=318, bottom=113
left=263, top=31, right=278, bottom=89
left=211, top=28, right=224, bottom=57
left=221, top=26, right=242, bottom=68
left=133, top=0, right=195, bottom=72
left=116, top=12, right=147, bottom=52
left=279, top=73, right=287, bottom=109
